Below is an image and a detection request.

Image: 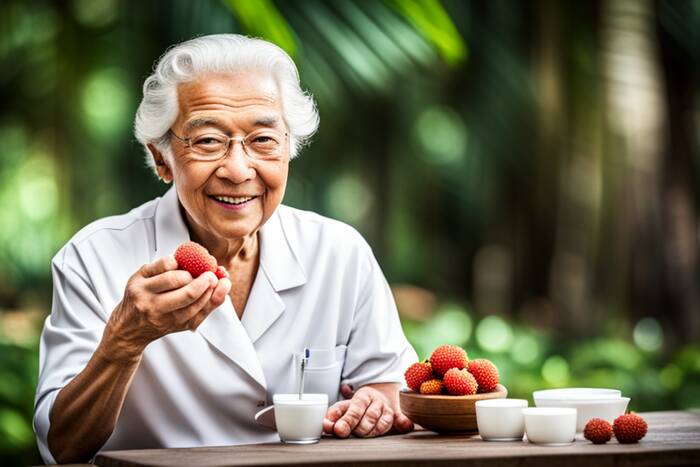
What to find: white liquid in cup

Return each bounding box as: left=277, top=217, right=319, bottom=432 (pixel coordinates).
left=273, top=393, right=328, bottom=444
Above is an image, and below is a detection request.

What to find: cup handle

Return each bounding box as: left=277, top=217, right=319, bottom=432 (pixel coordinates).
left=254, top=405, right=276, bottom=430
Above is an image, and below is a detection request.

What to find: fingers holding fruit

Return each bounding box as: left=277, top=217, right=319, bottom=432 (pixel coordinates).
left=181, top=277, right=231, bottom=332
left=105, top=242, right=231, bottom=358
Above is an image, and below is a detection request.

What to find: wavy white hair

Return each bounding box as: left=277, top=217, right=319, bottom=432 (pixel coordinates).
left=134, top=34, right=319, bottom=172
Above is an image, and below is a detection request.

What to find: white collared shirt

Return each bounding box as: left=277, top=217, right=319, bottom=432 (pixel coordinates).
left=33, top=186, right=417, bottom=464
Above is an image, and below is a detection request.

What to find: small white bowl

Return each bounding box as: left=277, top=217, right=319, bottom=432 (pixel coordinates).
left=533, top=388, right=621, bottom=401
left=522, top=407, right=577, bottom=446
left=535, top=397, right=630, bottom=432
left=475, top=399, right=528, bottom=441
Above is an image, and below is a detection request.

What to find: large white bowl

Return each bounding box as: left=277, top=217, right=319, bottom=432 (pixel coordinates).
left=534, top=394, right=630, bottom=432
left=533, top=388, right=621, bottom=401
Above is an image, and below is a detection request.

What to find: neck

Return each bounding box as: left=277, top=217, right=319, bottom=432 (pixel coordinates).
left=183, top=211, right=260, bottom=268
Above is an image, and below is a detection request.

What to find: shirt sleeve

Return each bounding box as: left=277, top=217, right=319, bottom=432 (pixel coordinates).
left=33, top=245, right=107, bottom=465
left=340, top=240, right=418, bottom=389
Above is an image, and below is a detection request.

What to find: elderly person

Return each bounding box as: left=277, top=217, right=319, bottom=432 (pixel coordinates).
left=33, top=34, right=417, bottom=464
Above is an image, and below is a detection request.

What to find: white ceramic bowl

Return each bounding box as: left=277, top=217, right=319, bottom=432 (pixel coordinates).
left=535, top=397, right=630, bottom=432
left=533, top=388, right=621, bottom=401
left=522, top=407, right=577, bottom=446
left=475, top=399, right=528, bottom=441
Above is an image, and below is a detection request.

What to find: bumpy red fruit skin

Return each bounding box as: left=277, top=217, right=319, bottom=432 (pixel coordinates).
left=419, top=379, right=445, bottom=395
left=584, top=418, right=613, bottom=444
left=443, top=368, right=478, bottom=395
left=468, top=359, right=499, bottom=392
left=404, top=361, right=433, bottom=392
left=430, top=345, right=469, bottom=377
left=215, top=266, right=229, bottom=279
left=175, top=242, right=217, bottom=278
left=613, top=413, right=647, bottom=443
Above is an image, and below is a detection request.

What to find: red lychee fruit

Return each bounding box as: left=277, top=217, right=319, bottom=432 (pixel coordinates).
left=613, top=413, right=647, bottom=443
left=429, top=345, right=469, bottom=377
left=443, top=368, right=478, bottom=395
left=584, top=418, right=613, bottom=444
left=175, top=241, right=217, bottom=278
left=419, top=379, right=445, bottom=395
left=215, top=265, right=229, bottom=279
left=467, top=359, right=499, bottom=392
left=404, top=361, right=433, bottom=392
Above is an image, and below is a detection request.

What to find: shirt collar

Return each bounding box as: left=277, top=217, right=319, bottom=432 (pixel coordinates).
left=153, top=185, right=307, bottom=292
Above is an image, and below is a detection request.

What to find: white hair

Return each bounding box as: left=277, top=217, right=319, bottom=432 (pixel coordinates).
left=134, top=34, right=319, bottom=172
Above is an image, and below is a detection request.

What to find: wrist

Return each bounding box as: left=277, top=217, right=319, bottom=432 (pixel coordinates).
left=98, top=322, right=146, bottom=365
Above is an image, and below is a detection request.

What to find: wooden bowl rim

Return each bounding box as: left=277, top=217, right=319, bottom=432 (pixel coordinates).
left=400, top=384, right=508, bottom=401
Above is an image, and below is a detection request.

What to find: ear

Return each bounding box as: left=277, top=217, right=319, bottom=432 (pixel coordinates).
left=147, top=144, right=173, bottom=183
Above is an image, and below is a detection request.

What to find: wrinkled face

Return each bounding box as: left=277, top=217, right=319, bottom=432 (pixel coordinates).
left=164, top=71, right=289, bottom=241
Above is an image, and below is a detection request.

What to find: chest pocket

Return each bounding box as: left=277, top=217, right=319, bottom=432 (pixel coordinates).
left=293, top=345, right=347, bottom=405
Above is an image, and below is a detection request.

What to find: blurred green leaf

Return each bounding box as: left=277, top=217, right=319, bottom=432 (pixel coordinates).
left=385, top=0, right=467, bottom=65
left=222, top=0, right=297, bottom=56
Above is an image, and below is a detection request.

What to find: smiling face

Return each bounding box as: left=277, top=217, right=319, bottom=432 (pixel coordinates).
left=154, top=71, right=289, bottom=243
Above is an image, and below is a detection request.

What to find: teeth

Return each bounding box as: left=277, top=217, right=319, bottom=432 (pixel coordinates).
left=213, top=195, right=255, bottom=205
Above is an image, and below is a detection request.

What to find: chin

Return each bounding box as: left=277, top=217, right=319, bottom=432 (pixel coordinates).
left=215, top=220, right=259, bottom=239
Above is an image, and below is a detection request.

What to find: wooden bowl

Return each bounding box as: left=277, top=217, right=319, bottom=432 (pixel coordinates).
left=399, top=384, right=508, bottom=434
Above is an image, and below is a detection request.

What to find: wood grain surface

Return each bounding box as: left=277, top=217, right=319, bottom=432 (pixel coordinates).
left=93, top=410, right=700, bottom=467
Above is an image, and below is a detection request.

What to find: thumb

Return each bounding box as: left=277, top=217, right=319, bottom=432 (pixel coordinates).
left=392, top=411, right=414, bottom=434
left=340, top=383, right=355, bottom=400
left=323, top=400, right=351, bottom=434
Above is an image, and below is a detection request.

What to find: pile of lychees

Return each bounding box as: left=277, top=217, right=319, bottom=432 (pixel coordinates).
left=404, top=344, right=500, bottom=396
left=584, top=413, right=648, bottom=444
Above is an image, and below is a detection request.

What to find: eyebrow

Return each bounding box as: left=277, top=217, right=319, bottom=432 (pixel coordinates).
left=183, top=118, right=226, bottom=134
left=182, top=115, right=281, bottom=134
left=253, top=116, right=280, bottom=128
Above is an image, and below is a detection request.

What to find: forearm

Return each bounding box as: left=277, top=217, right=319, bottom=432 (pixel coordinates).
left=47, top=333, right=143, bottom=464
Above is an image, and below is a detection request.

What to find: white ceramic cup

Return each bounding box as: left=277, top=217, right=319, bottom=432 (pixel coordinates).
left=475, top=399, right=528, bottom=441
left=522, top=407, right=577, bottom=446
left=272, top=394, right=328, bottom=444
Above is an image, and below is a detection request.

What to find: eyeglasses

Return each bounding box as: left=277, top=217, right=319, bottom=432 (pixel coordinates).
left=169, top=129, right=289, bottom=162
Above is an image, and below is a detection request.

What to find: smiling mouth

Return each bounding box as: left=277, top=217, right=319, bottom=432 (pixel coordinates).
left=208, top=194, right=259, bottom=205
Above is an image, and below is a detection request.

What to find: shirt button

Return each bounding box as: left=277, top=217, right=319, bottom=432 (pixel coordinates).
left=256, top=400, right=266, bottom=407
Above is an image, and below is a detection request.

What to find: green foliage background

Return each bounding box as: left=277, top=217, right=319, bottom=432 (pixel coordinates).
left=1, top=0, right=699, bottom=464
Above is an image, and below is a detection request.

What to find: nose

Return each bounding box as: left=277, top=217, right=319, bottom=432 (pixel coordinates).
left=215, top=139, right=256, bottom=183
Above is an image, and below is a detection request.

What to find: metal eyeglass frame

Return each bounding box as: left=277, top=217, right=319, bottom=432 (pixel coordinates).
left=168, top=129, right=289, bottom=162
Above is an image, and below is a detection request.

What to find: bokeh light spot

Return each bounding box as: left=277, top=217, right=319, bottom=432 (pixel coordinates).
left=659, top=364, right=683, bottom=391
left=475, top=315, right=513, bottom=353
left=542, top=355, right=570, bottom=386
left=19, top=177, right=57, bottom=222
left=427, top=304, right=472, bottom=346
left=415, top=106, right=467, bottom=165
left=81, top=67, right=131, bottom=139
left=326, top=173, right=373, bottom=224
left=633, top=317, right=663, bottom=352
left=72, top=0, right=118, bottom=28
left=510, top=334, right=540, bottom=365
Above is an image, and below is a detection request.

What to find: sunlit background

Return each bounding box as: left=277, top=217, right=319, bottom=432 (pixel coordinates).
left=1, top=0, right=699, bottom=464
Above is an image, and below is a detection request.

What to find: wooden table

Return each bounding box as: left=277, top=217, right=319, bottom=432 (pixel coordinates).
left=94, top=411, right=700, bottom=467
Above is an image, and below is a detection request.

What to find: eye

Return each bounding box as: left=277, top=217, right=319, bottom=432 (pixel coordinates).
left=253, top=135, right=275, bottom=144
left=191, top=134, right=227, bottom=151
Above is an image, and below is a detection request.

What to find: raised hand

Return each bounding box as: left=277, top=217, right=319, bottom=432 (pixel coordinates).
left=102, top=255, right=231, bottom=362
